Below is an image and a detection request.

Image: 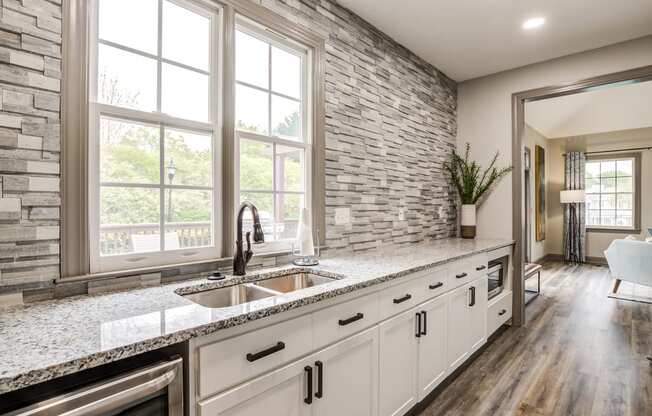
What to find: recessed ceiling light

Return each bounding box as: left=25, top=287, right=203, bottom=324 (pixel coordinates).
left=522, top=17, right=545, bottom=30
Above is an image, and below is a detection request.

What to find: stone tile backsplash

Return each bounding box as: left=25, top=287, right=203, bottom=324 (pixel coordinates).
left=0, top=0, right=457, bottom=303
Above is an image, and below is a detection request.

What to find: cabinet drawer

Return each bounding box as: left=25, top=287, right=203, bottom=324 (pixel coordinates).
left=418, top=268, right=449, bottom=299
left=450, top=255, right=487, bottom=289
left=379, top=277, right=426, bottom=320
left=487, top=291, right=512, bottom=336
left=312, top=292, right=379, bottom=348
left=198, top=314, right=312, bottom=398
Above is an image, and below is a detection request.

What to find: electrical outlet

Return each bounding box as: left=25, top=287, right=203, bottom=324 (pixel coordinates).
left=398, top=207, right=405, bottom=221
left=335, top=207, right=351, bottom=225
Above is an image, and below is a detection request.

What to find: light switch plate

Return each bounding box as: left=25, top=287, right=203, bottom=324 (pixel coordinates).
left=335, top=207, right=350, bottom=225
left=398, top=207, right=405, bottom=221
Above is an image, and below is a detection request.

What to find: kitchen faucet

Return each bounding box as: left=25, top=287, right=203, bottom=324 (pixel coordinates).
left=233, top=201, right=265, bottom=275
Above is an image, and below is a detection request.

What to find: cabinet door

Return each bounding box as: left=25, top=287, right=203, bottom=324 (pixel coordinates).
left=378, top=309, right=419, bottom=416
left=468, top=277, right=488, bottom=354
left=197, top=356, right=313, bottom=416
left=446, top=282, right=470, bottom=373
left=417, top=294, right=448, bottom=400
left=312, top=327, right=379, bottom=416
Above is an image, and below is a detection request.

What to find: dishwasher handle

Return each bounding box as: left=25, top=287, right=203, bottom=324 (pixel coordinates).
left=9, top=358, right=183, bottom=416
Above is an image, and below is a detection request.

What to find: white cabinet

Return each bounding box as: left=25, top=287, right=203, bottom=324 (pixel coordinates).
left=416, top=295, right=448, bottom=400
left=193, top=249, right=505, bottom=416
left=312, top=327, right=379, bottom=416
left=378, top=294, right=449, bottom=416
left=199, top=327, right=379, bottom=416
left=378, top=310, right=419, bottom=416
left=468, top=278, right=488, bottom=354
left=446, top=283, right=470, bottom=372
left=198, top=356, right=313, bottom=416
left=446, top=277, right=487, bottom=373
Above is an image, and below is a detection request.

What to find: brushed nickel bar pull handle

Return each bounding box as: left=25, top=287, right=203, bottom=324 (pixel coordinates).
left=429, top=282, right=444, bottom=290
left=456, top=272, right=468, bottom=279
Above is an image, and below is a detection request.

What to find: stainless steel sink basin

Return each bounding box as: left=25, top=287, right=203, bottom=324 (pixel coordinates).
left=253, top=272, right=336, bottom=293
left=181, top=270, right=340, bottom=308
left=182, top=284, right=277, bottom=308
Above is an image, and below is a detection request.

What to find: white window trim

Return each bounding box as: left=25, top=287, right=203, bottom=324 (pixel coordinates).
left=585, top=154, right=639, bottom=232
left=234, top=17, right=313, bottom=254
left=87, top=0, right=223, bottom=273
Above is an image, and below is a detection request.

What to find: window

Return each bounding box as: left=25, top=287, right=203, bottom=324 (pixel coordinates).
left=585, top=155, right=640, bottom=231
left=234, top=20, right=311, bottom=251
left=67, top=0, right=324, bottom=276
left=89, top=0, right=220, bottom=272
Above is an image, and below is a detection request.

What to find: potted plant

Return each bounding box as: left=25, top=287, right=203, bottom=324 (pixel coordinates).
left=443, top=143, right=512, bottom=239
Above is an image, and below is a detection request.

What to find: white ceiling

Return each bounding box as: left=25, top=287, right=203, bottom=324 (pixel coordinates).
left=337, top=0, right=652, bottom=81
left=525, top=80, right=652, bottom=139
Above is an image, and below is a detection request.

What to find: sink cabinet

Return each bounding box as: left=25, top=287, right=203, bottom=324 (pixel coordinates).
left=198, top=327, right=378, bottom=416
left=190, top=247, right=511, bottom=416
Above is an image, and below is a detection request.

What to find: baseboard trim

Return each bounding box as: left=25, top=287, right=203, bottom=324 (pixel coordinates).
left=531, top=253, right=607, bottom=266
left=404, top=324, right=510, bottom=416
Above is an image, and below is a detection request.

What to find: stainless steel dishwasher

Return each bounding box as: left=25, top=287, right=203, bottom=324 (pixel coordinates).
left=5, top=357, right=183, bottom=416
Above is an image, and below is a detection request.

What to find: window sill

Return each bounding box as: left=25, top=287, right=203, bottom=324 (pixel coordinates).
left=586, top=227, right=641, bottom=234
left=59, top=248, right=296, bottom=284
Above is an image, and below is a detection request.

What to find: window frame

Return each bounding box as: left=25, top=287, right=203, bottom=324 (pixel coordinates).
left=87, top=0, right=223, bottom=273
left=233, top=17, right=313, bottom=253
left=585, top=152, right=641, bottom=234
left=62, top=0, right=326, bottom=277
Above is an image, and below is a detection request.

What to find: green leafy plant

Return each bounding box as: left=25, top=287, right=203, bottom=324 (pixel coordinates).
left=443, top=143, right=513, bottom=205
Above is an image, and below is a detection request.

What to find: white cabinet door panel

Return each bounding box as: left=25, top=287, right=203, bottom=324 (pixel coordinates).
left=417, top=294, right=448, bottom=400
left=468, top=277, right=488, bottom=354
left=446, top=283, right=470, bottom=373
left=378, top=309, right=418, bottom=416
left=198, top=355, right=313, bottom=416
left=312, top=327, right=379, bottom=416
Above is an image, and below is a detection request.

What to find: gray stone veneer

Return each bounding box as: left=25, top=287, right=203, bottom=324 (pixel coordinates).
left=0, top=0, right=457, bottom=303
left=0, top=0, right=62, bottom=298
left=261, top=0, right=457, bottom=252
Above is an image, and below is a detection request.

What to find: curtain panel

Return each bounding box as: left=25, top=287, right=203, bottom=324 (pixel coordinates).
left=563, top=152, right=586, bottom=262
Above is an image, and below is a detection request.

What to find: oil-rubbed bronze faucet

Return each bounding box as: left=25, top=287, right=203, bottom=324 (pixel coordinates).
left=233, top=201, right=265, bottom=275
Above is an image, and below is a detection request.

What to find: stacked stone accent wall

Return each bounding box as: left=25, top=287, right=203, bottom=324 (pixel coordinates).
left=260, top=0, right=458, bottom=253
left=0, top=0, right=61, bottom=295
left=0, top=0, right=456, bottom=303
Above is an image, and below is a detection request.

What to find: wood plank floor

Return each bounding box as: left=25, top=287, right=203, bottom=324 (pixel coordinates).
left=418, top=262, right=652, bottom=416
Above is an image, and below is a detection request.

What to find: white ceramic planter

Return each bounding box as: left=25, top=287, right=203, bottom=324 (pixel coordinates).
left=461, top=204, right=476, bottom=239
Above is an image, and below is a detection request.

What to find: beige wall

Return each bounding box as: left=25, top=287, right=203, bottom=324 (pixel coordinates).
left=523, top=126, right=548, bottom=262
left=457, top=35, right=652, bottom=241
left=546, top=128, right=652, bottom=258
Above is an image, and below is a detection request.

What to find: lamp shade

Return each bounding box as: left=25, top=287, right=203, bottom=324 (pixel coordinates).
left=560, top=190, right=585, bottom=204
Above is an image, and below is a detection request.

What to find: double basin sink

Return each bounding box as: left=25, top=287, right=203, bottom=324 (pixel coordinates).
left=183, top=270, right=339, bottom=309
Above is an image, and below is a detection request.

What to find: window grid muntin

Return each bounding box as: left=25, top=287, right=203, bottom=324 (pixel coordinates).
left=96, top=0, right=213, bottom=121
left=235, top=21, right=310, bottom=246
left=585, top=158, right=634, bottom=229
left=235, top=22, right=307, bottom=142
left=98, top=115, right=215, bottom=256
left=91, top=0, right=219, bottom=268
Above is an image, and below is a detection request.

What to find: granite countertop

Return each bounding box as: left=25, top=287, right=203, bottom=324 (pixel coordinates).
left=0, top=238, right=513, bottom=394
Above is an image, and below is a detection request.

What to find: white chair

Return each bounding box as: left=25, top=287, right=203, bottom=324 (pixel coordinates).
left=604, top=239, right=652, bottom=293
left=131, top=232, right=180, bottom=253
